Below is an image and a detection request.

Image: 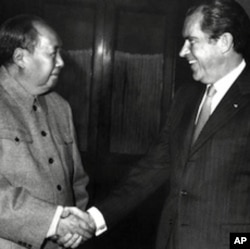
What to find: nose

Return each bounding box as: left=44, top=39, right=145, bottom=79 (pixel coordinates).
left=179, top=40, right=190, bottom=58
left=56, top=51, right=64, bottom=68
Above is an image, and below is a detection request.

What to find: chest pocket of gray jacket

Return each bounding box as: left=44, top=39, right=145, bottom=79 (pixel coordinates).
left=53, top=132, right=74, bottom=159
left=0, top=128, right=33, bottom=144
left=54, top=132, right=73, bottom=145
left=53, top=132, right=74, bottom=169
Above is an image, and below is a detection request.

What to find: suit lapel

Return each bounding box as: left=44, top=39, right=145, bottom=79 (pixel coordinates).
left=190, top=66, right=250, bottom=154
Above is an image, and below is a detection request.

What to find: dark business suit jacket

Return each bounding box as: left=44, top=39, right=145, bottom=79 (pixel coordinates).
left=97, top=65, right=250, bottom=249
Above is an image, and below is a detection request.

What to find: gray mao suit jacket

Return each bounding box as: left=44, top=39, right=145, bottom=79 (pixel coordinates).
left=0, top=67, right=89, bottom=249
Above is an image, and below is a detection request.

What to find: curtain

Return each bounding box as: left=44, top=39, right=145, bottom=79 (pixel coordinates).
left=110, top=51, right=164, bottom=154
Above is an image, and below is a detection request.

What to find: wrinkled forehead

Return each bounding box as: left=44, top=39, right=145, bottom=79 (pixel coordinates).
left=33, top=21, right=62, bottom=47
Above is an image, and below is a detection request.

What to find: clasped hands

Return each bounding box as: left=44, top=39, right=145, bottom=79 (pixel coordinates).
left=53, top=207, right=96, bottom=248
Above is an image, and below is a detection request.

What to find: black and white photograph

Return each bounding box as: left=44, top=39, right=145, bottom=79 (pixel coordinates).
left=0, top=0, right=250, bottom=249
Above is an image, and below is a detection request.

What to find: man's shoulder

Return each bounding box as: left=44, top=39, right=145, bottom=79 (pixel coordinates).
left=0, top=85, right=14, bottom=108
left=0, top=87, right=25, bottom=127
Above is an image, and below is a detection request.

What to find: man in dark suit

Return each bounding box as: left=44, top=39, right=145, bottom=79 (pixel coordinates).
left=72, top=0, right=250, bottom=248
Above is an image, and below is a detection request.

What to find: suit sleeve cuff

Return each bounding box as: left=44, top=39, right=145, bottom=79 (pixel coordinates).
left=87, top=206, right=107, bottom=236
left=46, top=206, right=64, bottom=238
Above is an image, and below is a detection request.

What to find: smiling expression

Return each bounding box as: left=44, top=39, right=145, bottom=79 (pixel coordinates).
left=179, top=11, right=224, bottom=84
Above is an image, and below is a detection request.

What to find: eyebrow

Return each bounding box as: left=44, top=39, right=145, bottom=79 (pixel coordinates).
left=51, top=43, right=62, bottom=50
left=54, top=45, right=62, bottom=50
left=183, top=35, right=197, bottom=41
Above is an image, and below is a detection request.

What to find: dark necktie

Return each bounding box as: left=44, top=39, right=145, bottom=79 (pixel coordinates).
left=192, top=84, right=216, bottom=143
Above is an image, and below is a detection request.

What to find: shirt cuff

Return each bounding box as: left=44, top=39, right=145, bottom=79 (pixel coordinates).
left=87, top=206, right=107, bottom=236
left=46, top=205, right=64, bottom=238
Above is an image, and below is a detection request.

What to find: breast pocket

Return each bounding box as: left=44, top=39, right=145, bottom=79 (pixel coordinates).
left=53, top=132, right=74, bottom=169
left=54, top=132, right=73, bottom=146
left=0, top=128, right=33, bottom=183
left=0, top=128, right=33, bottom=144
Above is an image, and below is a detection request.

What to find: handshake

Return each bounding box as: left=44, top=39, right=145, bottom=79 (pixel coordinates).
left=52, top=207, right=96, bottom=248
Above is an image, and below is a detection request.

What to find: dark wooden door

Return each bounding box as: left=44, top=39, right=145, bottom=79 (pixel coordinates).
left=41, top=0, right=190, bottom=157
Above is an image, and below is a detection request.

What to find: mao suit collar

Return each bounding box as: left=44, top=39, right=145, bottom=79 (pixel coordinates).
left=0, top=66, right=48, bottom=114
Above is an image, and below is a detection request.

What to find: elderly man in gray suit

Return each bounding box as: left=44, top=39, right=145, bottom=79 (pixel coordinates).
left=0, top=15, right=95, bottom=249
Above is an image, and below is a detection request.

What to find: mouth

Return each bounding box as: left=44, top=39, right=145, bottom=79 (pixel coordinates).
left=51, top=69, right=61, bottom=76
left=188, top=59, right=197, bottom=64
left=51, top=73, right=60, bottom=77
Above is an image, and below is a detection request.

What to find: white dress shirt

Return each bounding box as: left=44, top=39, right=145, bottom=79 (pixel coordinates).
left=195, top=59, right=246, bottom=124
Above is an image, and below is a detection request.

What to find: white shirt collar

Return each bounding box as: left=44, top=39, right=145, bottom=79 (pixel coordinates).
left=196, top=59, right=246, bottom=123
left=213, top=59, right=246, bottom=94
left=210, top=59, right=246, bottom=113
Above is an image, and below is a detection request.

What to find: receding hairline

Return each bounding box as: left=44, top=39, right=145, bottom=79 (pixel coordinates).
left=31, top=20, right=62, bottom=47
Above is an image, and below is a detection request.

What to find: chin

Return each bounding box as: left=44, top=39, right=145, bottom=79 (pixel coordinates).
left=192, top=71, right=207, bottom=83
left=192, top=73, right=201, bottom=82
left=49, top=79, right=58, bottom=88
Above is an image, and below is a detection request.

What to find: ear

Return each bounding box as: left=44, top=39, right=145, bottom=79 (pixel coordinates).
left=218, top=32, right=234, bottom=54
left=12, top=48, right=27, bottom=68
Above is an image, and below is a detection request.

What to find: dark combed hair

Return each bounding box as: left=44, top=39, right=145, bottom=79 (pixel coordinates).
left=187, top=0, right=250, bottom=59
left=0, top=14, right=47, bottom=66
